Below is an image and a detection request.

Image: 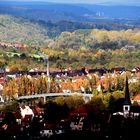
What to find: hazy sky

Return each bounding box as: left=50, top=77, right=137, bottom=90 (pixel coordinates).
left=5, top=0, right=140, bottom=5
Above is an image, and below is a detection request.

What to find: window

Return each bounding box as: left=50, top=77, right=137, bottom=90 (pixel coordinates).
left=125, top=106, right=128, bottom=111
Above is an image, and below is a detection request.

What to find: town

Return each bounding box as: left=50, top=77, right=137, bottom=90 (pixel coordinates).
left=0, top=0, right=140, bottom=139
left=0, top=64, right=139, bottom=139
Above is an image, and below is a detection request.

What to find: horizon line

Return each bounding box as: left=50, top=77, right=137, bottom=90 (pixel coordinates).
left=1, top=0, right=140, bottom=5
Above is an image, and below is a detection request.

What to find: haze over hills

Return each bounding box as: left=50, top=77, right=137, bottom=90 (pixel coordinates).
left=0, top=1, right=140, bottom=39
left=2, top=0, right=140, bottom=5
left=0, top=1, right=140, bottom=45
left=0, top=1, right=140, bottom=21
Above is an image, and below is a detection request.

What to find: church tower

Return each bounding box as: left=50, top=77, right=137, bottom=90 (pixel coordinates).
left=123, top=76, right=131, bottom=117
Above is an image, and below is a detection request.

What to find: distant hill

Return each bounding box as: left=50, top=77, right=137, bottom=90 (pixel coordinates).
left=39, top=19, right=138, bottom=38
left=0, top=2, right=94, bottom=22
left=0, top=1, right=140, bottom=39
left=0, top=2, right=140, bottom=45
left=82, top=4, right=140, bottom=19
left=0, top=1, right=140, bottom=23
left=0, top=14, right=49, bottom=45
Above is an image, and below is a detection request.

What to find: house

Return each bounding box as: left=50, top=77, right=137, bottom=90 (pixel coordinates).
left=132, top=93, right=140, bottom=104
left=131, top=67, right=140, bottom=73
left=0, top=95, right=4, bottom=103
left=20, top=105, right=34, bottom=119
left=111, top=67, right=125, bottom=74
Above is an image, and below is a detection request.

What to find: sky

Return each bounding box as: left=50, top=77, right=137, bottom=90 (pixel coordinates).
left=4, top=0, right=140, bottom=5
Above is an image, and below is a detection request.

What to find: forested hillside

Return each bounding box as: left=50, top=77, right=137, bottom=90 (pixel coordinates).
left=41, top=29, right=140, bottom=69
left=0, top=15, right=49, bottom=46
left=23, top=29, right=139, bottom=70
left=51, top=29, right=140, bottom=49
left=0, top=15, right=140, bottom=71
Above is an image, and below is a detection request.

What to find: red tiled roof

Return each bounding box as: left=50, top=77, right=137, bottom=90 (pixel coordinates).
left=133, top=93, right=140, bottom=100
left=32, top=106, right=44, bottom=114
left=13, top=112, right=22, bottom=119
left=0, top=78, right=4, bottom=84
left=98, top=79, right=104, bottom=85
left=70, top=106, right=88, bottom=116
left=49, top=68, right=62, bottom=72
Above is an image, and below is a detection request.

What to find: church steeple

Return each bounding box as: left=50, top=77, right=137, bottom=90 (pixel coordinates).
left=124, top=76, right=131, bottom=105
left=123, top=76, right=131, bottom=117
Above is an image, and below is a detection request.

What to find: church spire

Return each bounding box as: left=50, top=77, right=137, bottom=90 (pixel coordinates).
left=124, top=76, right=131, bottom=105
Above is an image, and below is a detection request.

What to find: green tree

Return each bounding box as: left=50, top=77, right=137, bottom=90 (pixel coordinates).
left=64, top=95, right=84, bottom=109
left=129, top=82, right=140, bottom=96
left=88, top=95, right=105, bottom=114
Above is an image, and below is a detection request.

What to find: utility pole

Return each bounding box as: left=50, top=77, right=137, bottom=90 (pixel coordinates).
left=43, top=53, right=50, bottom=94
left=40, top=52, right=50, bottom=94
left=46, top=55, right=50, bottom=93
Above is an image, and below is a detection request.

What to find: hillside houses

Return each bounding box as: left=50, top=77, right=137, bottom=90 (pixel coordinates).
left=132, top=67, right=140, bottom=73
left=0, top=42, right=27, bottom=49
left=0, top=65, right=139, bottom=102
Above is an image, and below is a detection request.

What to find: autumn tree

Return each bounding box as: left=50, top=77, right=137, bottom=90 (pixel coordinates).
left=49, top=77, right=61, bottom=93
left=129, top=82, right=140, bottom=96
